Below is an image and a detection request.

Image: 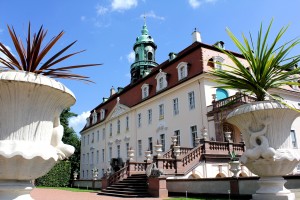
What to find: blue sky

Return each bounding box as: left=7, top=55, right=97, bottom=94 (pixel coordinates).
left=1, top=0, right=300, bottom=135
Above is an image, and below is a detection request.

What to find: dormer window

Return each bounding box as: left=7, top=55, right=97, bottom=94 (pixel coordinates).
left=176, top=62, right=188, bottom=80
left=92, top=110, right=97, bottom=124
left=86, top=117, right=90, bottom=127
left=213, top=56, right=224, bottom=70
left=100, top=109, right=106, bottom=120
left=155, top=69, right=167, bottom=92
left=141, top=84, right=150, bottom=99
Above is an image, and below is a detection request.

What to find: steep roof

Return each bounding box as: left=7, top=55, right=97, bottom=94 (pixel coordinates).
left=80, top=41, right=245, bottom=133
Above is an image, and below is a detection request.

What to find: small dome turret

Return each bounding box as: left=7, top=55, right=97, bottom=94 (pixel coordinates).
left=130, top=21, right=158, bottom=84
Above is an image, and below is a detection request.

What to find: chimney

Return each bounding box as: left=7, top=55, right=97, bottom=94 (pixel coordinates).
left=168, top=52, right=177, bottom=61
left=192, top=28, right=201, bottom=43
left=110, top=86, right=116, bottom=96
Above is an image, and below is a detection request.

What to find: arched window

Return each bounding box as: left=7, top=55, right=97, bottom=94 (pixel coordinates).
left=216, top=88, right=228, bottom=100
left=135, top=53, right=139, bottom=61
left=148, top=52, right=153, bottom=60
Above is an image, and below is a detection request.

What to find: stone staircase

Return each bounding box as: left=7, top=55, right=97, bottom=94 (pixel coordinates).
left=99, top=174, right=151, bottom=198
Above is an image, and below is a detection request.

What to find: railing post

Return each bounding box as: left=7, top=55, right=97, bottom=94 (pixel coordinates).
left=101, top=175, right=109, bottom=190
left=147, top=176, right=168, bottom=198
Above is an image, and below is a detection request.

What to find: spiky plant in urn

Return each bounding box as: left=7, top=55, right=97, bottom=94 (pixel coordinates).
left=209, top=20, right=300, bottom=200
left=0, top=23, right=100, bottom=200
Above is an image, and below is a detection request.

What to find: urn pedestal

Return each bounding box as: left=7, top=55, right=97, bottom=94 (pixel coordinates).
left=0, top=71, right=76, bottom=200
left=227, top=101, right=300, bottom=200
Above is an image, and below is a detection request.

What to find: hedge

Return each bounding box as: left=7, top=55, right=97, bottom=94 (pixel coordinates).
left=35, top=161, right=71, bottom=187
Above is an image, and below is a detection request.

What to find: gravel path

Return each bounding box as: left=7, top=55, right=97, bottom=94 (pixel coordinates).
left=31, top=188, right=165, bottom=200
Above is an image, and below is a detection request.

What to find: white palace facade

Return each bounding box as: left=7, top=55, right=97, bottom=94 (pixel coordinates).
left=80, top=23, right=300, bottom=180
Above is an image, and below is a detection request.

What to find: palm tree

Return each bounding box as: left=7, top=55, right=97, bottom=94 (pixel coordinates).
left=209, top=20, right=300, bottom=101
left=0, top=23, right=101, bottom=82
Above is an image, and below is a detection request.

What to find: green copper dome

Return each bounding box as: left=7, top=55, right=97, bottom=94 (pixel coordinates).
left=134, top=23, right=156, bottom=47
left=130, top=22, right=158, bottom=83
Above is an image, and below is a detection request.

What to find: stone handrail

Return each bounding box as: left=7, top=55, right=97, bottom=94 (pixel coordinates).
left=107, top=164, right=128, bottom=186
left=162, top=149, right=173, bottom=158
left=181, top=145, right=203, bottom=167
left=212, top=93, right=256, bottom=110
left=128, top=161, right=149, bottom=175
left=162, top=147, right=193, bottom=159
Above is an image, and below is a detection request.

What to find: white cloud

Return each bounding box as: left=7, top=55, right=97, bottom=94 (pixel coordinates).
left=69, top=111, right=90, bottom=135
left=188, top=0, right=217, bottom=8
left=80, top=16, right=86, bottom=21
left=189, top=0, right=201, bottom=9
left=111, top=0, right=138, bottom=11
left=96, top=5, right=109, bottom=15
left=127, top=51, right=135, bottom=63
left=141, top=11, right=165, bottom=21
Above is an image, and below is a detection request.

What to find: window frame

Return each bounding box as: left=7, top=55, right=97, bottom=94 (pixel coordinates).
left=159, top=104, right=164, bottom=120
left=155, top=69, right=168, bottom=92
left=173, top=98, right=179, bottom=115
left=188, top=91, right=195, bottom=110
left=141, top=83, right=150, bottom=99
left=191, top=125, right=198, bottom=147
left=176, top=62, right=189, bottom=80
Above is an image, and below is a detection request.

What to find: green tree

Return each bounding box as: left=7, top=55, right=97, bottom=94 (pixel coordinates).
left=60, top=108, right=81, bottom=181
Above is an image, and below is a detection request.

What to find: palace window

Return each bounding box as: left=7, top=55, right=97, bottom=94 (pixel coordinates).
left=174, top=130, right=181, bottom=146
left=109, top=123, right=112, bottom=137
left=159, top=104, right=164, bottom=120
left=176, top=62, right=188, bottom=80
left=191, top=125, right=198, bottom=147
left=126, top=116, right=129, bottom=130
left=148, top=137, right=153, bottom=154
left=138, top=113, right=142, bottom=127
left=138, top=140, right=142, bottom=156
left=213, top=56, right=225, bottom=70
left=173, top=98, right=179, bottom=115
left=102, top=128, right=106, bottom=140
left=92, top=110, right=97, bottom=124
left=155, top=69, right=168, bottom=92
left=188, top=91, right=195, bottom=110
left=141, top=83, right=150, bottom=99
left=148, top=109, right=152, bottom=124
left=117, top=145, right=121, bottom=158
left=100, top=109, right=106, bottom=120
left=117, top=119, right=120, bottom=133
left=160, top=134, right=165, bottom=152
left=102, top=149, right=105, bottom=162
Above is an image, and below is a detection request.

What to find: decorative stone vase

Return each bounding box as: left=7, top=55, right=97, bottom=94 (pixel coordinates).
left=154, top=144, right=163, bottom=158
left=227, top=101, right=300, bottom=200
left=0, top=71, right=76, bottom=200
left=171, top=136, right=178, bottom=146
left=229, top=161, right=241, bottom=178
left=173, top=146, right=181, bottom=157
left=145, top=150, right=152, bottom=162
left=128, top=148, right=135, bottom=161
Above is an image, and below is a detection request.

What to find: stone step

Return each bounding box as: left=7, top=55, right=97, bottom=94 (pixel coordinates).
left=99, top=191, right=151, bottom=198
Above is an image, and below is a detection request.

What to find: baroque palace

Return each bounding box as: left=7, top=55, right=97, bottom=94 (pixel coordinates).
left=80, top=23, right=300, bottom=180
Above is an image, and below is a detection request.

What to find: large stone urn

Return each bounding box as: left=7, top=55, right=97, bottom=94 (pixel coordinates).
left=0, top=71, right=76, bottom=199
left=227, top=101, right=300, bottom=200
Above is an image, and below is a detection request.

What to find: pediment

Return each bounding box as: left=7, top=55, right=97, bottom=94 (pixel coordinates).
left=109, top=103, right=130, bottom=119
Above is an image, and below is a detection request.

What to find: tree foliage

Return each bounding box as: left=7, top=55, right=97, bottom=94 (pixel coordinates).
left=35, top=161, right=71, bottom=187
left=60, top=108, right=81, bottom=180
